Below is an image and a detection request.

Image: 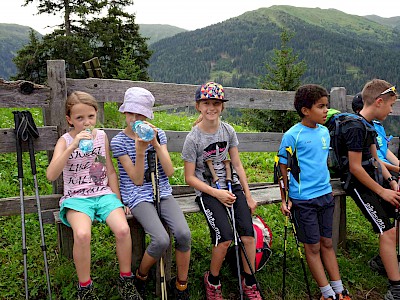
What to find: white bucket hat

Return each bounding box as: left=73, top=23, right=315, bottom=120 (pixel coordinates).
left=119, top=87, right=155, bottom=119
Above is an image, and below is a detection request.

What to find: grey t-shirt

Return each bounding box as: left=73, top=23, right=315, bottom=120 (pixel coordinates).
left=181, top=121, right=240, bottom=195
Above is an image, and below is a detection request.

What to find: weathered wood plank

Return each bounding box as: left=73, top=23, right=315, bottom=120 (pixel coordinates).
left=102, top=128, right=284, bottom=153
left=0, top=194, right=61, bottom=218
left=0, top=79, right=51, bottom=108
left=0, top=126, right=59, bottom=153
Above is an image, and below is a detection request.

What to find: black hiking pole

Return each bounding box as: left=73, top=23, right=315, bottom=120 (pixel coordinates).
left=277, top=148, right=312, bottom=300
left=148, top=148, right=168, bottom=300
left=13, top=111, right=29, bottom=300
left=205, top=159, right=244, bottom=300
left=14, top=111, right=52, bottom=300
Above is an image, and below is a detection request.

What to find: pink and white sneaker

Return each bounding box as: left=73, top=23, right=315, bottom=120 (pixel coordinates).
left=204, top=271, right=223, bottom=300
left=242, top=278, right=262, bottom=300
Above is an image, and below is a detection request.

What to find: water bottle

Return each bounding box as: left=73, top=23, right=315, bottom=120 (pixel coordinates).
left=79, top=128, right=93, bottom=153
left=132, top=120, right=155, bottom=142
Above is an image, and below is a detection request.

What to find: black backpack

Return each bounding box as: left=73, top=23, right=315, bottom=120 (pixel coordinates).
left=325, top=112, right=378, bottom=185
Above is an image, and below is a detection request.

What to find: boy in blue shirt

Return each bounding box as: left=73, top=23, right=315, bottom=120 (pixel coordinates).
left=278, top=84, right=351, bottom=300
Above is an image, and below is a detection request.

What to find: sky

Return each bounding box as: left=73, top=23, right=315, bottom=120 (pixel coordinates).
left=1, top=0, right=400, bottom=35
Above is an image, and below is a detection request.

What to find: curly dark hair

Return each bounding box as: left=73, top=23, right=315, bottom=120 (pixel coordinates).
left=294, top=84, right=328, bottom=118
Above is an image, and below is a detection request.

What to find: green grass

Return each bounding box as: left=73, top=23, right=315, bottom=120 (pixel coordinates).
left=0, top=106, right=389, bottom=299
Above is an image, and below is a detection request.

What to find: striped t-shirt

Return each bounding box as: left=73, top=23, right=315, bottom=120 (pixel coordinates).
left=110, top=129, right=172, bottom=209
left=60, top=129, right=114, bottom=205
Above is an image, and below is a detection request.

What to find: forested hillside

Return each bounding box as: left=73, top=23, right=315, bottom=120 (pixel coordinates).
left=0, top=24, right=40, bottom=80
left=0, top=23, right=184, bottom=80
left=2, top=6, right=400, bottom=94
left=139, top=24, right=187, bottom=45
left=148, top=6, right=400, bottom=94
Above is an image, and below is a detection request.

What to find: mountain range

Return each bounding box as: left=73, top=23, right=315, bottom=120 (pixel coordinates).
left=147, top=5, right=400, bottom=94
left=2, top=5, right=400, bottom=94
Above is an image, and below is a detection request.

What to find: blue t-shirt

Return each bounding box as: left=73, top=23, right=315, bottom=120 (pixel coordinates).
left=373, top=120, right=391, bottom=164
left=278, top=123, right=332, bottom=200
left=110, top=129, right=172, bottom=209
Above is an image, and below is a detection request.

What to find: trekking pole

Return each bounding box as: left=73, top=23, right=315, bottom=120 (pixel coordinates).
left=205, top=159, right=244, bottom=300
left=275, top=155, right=289, bottom=300
left=222, top=159, right=243, bottom=300
left=148, top=149, right=168, bottom=300
left=278, top=148, right=312, bottom=300
left=13, top=111, right=29, bottom=300
left=25, top=111, right=52, bottom=300
left=222, top=160, right=266, bottom=300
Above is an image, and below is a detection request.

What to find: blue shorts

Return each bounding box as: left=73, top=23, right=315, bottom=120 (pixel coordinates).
left=291, top=193, right=334, bottom=244
left=60, top=193, right=124, bottom=227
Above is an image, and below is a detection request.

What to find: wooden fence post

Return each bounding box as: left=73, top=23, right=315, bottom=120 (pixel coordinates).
left=330, top=87, right=347, bottom=112
left=45, top=60, right=68, bottom=194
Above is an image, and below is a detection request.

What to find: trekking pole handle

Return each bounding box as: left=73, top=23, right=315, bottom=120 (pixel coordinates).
left=206, top=159, right=221, bottom=189
left=223, top=159, right=232, bottom=192
left=13, top=111, right=24, bottom=178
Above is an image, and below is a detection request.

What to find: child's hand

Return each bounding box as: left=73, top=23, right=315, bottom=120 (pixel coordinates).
left=246, top=196, right=257, bottom=214
left=380, top=188, right=400, bottom=207
left=72, top=129, right=92, bottom=149
left=214, top=189, right=236, bottom=207
left=280, top=199, right=292, bottom=215
left=123, top=206, right=131, bottom=215
left=135, top=136, right=150, bottom=154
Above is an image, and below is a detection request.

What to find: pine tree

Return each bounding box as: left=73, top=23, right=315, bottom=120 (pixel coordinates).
left=243, top=29, right=306, bottom=132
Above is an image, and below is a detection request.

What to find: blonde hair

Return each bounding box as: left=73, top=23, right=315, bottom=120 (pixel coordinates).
left=65, top=91, right=98, bottom=127
left=192, top=101, right=225, bottom=126
left=361, top=79, right=393, bottom=106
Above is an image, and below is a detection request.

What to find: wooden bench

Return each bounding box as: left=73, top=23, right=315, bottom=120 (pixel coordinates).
left=53, top=179, right=347, bottom=295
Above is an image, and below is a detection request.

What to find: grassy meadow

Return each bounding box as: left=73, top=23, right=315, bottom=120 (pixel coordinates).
left=0, top=105, right=389, bottom=299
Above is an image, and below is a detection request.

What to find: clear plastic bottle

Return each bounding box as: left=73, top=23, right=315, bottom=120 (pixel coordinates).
left=132, top=120, right=155, bottom=142
left=79, top=128, right=93, bottom=153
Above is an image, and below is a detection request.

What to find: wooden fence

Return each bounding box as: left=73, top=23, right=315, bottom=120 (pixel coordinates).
left=1, top=59, right=399, bottom=243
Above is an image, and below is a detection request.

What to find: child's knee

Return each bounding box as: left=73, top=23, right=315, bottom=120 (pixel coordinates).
left=175, top=227, right=191, bottom=251
left=113, top=223, right=131, bottom=240
left=154, top=231, right=171, bottom=252
left=320, top=237, right=333, bottom=249
left=73, top=229, right=91, bottom=245
left=305, top=242, right=321, bottom=255
left=217, top=240, right=231, bottom=251
left=240, top=235, right=255, bottom=247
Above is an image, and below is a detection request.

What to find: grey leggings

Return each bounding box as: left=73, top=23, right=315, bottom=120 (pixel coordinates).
left=131, top=195, right=191, bottom=260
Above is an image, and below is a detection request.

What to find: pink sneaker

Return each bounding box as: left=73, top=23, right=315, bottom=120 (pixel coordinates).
left=204, top=271, right=223, bottom=300
left=242, top=278, right=262, bottom=300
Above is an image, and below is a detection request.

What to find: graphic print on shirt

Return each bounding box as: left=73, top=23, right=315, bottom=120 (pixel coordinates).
left=89, top=155, right=107, bottom=186
left=202, top=141, right=228, bottom=185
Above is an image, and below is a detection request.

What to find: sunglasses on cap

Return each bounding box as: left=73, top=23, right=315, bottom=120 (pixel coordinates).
left=380, top=86, right=397, bottom=96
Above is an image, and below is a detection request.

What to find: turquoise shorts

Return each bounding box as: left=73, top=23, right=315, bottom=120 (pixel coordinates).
left=59, top=194, right=124, bottom=227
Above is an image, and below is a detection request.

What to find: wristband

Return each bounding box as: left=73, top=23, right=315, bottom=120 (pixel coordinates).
left=387, top=176, right=397, bottom=183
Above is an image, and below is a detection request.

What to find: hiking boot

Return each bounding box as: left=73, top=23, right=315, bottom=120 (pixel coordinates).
left=336, top=289, right=352, bottom=300
left=134, top=275, right=147, bottom=299
left=319, top=296, right=335, bottom=300
left=204, top=271, right=223, bottom=300
left=118, top=275, right=143, bottom=300
left=368, top=254, right=387, bottom=276
left=77, top=282, right=99, bottom=300
left=241, top=278, right=262, bottom=300
left=385, top=284, right=400, bottom=300
left=168, top=277, right=190, bottom=300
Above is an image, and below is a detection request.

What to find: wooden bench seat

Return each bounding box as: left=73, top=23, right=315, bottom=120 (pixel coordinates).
left=53, top=180, right=346, bottom=295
